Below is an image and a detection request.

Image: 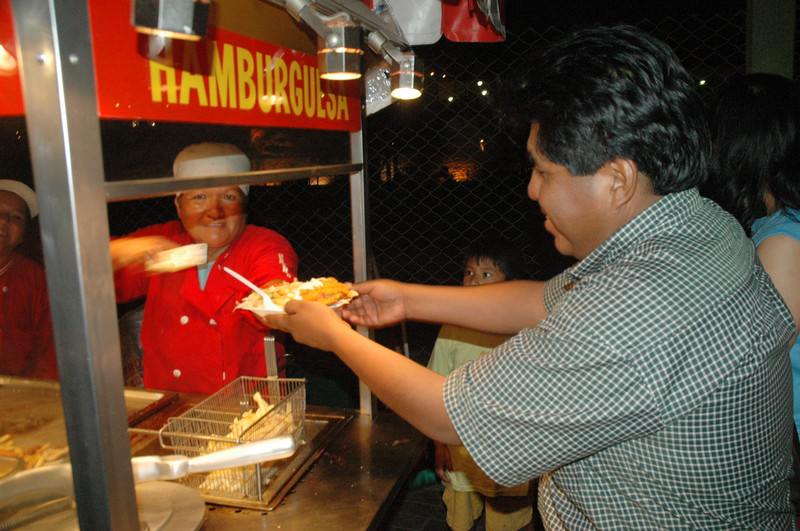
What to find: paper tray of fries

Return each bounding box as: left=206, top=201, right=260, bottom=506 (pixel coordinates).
left=158, top=376, right=306, bottom=503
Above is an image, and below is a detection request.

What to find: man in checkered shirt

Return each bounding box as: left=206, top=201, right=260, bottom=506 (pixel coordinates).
left=265, top=26, right=796, bottom=529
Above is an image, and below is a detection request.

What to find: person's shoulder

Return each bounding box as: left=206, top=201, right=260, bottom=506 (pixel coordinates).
left=10, top=252, right=46, bottom=283
left=753, top=209, right=800, bottom=243
left=123, top=220, right=186, bottom=240
left=244, top=223, right=286, bottom=236
left=242, top=225, right=295, bottom=247
left=14, top=252, right=42, bottom=269
left=13, top=252, right=44, bottom=271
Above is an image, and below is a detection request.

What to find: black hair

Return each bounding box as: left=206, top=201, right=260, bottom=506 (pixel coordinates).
left=704, top=73, right=800, bottom=233
left=519, top=25, right=710, bottom=195
left=461, top=235, right=528, bottom=281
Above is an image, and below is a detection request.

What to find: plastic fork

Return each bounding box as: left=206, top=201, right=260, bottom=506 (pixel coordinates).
left=223, top=267, right=282, bottom=312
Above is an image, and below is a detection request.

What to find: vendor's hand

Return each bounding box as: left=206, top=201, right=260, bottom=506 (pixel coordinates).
left=109, top=236, right=179, bottom=271
left=433, top=440, right=452, bottom=483
left=262, top=299, right=355, bottom=352
left=341, top=279, right=408, bottom=328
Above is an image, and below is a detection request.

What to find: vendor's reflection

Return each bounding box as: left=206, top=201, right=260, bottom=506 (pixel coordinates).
left=0, top=180, right=57, bottom=380
left=110, top=142, right=298, bottom=394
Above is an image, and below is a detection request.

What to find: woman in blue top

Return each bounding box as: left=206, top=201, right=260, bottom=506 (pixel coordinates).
left=705, top=73, right=800, bottom=440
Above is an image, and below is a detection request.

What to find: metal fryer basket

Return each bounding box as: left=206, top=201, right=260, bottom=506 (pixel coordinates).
left=158, top=377, right=306, bottom=502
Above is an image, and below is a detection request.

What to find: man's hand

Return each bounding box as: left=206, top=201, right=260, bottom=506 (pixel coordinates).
left=262, top=300, right=355, bottom=352
left=340, top=279, right=408, bottom=327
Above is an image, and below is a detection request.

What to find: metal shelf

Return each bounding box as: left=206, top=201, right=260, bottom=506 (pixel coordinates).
left=105, top=163, right=363, bottom=201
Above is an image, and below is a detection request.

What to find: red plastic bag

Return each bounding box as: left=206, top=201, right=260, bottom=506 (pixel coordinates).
left=442, top=0, right=505, bottom=43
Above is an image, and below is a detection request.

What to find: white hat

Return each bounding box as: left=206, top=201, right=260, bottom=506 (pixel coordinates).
left=173, top=142, right=251, bottom=195
left=0, top=179, right=38, bottom=218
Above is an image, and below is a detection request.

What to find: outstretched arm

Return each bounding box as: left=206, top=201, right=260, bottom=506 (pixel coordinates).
left=342, top=279, right=548, bottom=335
left=109, top=236, right=178, bottom=271
left=264, top=300, right=461, bottom=445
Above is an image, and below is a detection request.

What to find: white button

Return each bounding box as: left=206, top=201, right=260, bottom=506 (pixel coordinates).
left=173, top=369, right=181, bottom=378
left=209, top=318, right=217, bottom=326
left=2, top=286, right=6, bottom=293
left=180, top=315, right=189, bottom=325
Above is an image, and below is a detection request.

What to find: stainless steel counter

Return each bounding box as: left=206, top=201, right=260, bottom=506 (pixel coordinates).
left=0, top=379, right=426, bottom=531
left=199, top=408, right=426, bottom=530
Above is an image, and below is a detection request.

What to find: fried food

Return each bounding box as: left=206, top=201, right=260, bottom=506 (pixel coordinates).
left=0, top=433, right=69, bottom=470
left=239, top=277, right=358, bottom=311
left=199, top=391, right=295, bottom=492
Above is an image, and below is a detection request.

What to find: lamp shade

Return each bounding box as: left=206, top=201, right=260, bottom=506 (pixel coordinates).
left=390, top=53, right=423, bottom=100
left=132, top=0, right=209, bottom=41
left=318, top=24, right=363, bottom=81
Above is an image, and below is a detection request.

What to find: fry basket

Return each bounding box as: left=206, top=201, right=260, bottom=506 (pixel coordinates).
left=158, top=376, right=306, bottom=503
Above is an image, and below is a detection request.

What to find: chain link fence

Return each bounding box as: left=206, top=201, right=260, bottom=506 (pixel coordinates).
left=362, top=10, right=750, bottom=361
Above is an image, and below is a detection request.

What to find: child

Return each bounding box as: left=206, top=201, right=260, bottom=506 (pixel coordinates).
left=427, top=235, right=535, bottom=531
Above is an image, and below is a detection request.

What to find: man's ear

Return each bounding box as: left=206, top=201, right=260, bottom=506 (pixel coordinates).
left=607, top=157, right=639, bottom=209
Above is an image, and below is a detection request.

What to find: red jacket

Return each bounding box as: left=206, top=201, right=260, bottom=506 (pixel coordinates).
left=0, top=253, right=58, bottom=380
left=114, top=221, right=297, bottom=394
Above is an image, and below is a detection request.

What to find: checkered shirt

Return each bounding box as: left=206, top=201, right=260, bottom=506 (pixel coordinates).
left=443, top=188, right=796, bottom=530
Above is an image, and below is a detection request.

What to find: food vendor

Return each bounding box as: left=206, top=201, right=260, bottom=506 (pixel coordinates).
left=111, top=142, right=298, bottom=394
left=0, top=179, right=58, bottom=380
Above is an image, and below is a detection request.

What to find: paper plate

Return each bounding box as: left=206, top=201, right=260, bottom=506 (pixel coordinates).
left=237, top=298, right=352, bottom=317
left=240, top=307, right=285, bottom=317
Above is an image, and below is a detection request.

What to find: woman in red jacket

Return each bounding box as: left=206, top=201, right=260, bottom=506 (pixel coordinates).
left=0, top=179, right=58, bottom=380
left=111, top=142, right=297, bottom=394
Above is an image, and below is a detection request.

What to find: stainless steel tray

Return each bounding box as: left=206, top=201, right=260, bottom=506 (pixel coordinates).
left=200, top=408, right=353, bottom=511
left=0, top=377, right=176, bottom=451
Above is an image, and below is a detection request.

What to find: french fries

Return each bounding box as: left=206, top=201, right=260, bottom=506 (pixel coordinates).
left=0, top=433, right=69, bottom=469
left=238, top=277, right=357, bottom=311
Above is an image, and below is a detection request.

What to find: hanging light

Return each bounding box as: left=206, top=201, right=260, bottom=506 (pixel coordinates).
left=390, top=53, right=423, bottom=100
left=131, top=0, right=210, bottom=41
left=275, top=0, right=364, bottom=80
left=367, top=31, right=423, bottom=100
left=318, top=22, right=363, bottom=81
left=270, top=1, right=423, bottom=89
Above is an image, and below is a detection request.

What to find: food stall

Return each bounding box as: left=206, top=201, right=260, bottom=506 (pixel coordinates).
left=0, top=0, right=428, bottom=528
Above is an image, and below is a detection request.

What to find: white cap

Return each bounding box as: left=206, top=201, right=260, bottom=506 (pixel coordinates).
left=173, top=142, right=251, bottom=195
left=0, top=179, right=38, bottom=218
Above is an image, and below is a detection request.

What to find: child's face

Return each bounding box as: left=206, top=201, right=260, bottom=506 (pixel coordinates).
left=463, top=257, right=507, bottom=286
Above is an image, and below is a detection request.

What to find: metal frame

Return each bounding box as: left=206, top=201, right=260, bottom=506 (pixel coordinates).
left=10, top=0, right=371, bottom=526
left=349, top=123, right=377, bottom=415
left=105, top=163, right=363, bottom=201
left=11, top=0, right=138, bottom=527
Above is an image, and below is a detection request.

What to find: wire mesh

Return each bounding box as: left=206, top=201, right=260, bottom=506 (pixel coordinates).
left=159, top=376, right=306, bottom=500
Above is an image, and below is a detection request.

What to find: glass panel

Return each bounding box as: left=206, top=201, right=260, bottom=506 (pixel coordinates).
left=99, top=120, right=351, bottom=182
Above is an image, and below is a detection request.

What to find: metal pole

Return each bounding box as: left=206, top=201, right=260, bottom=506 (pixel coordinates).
left=10, top=0, right=138, bottom=528
left=350, top=80, right=377, bottom=417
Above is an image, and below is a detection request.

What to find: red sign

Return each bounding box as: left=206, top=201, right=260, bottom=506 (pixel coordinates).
left=0, top=0, right=361, bottom=132
left=0, top=0, right=23, bottom=117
